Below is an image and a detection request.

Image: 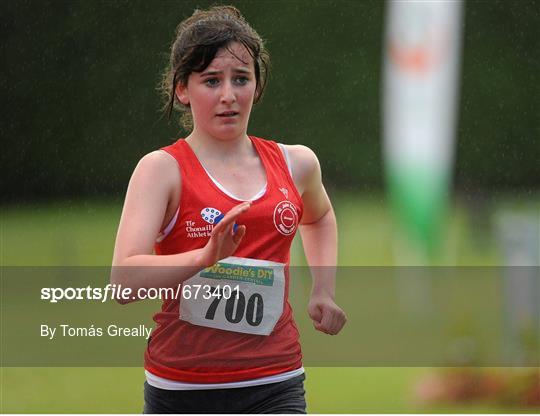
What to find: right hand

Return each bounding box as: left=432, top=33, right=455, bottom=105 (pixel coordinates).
left=198, top=201, right=251, bottom=267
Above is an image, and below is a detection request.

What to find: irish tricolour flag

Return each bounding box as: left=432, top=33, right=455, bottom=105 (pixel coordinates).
left=383, top=0, right=463, bottom=262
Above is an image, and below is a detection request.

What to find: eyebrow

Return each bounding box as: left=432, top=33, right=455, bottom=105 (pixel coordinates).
left=200, top=68, right=252, bottom=76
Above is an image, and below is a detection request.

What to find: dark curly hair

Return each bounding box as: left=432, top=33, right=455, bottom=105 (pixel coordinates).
left=161, top=5, right=270, bottom=130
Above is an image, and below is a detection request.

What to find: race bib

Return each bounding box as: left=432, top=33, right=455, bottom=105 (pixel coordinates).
left=179, top=256, right=285, bottom=336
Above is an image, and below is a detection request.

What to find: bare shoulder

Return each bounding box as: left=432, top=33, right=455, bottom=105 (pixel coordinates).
left=132, top=150, right=180, bottom=185
left=285, top=144, right=319, bottom=167
left=125, top=150, right=181, bottom=217
left=281, top=144, right=321, bottom=194
left=137, top=150, right=179, bottom=172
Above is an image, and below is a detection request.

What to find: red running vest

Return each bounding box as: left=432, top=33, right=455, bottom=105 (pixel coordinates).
left=144, top=136, right=304, bottom=383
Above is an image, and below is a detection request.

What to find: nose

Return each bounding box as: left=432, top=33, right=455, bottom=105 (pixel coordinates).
left=220, top=80, right=236, bottom=104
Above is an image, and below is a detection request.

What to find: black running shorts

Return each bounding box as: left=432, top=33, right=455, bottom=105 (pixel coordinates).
left=143, top=373, right=307, bottom=414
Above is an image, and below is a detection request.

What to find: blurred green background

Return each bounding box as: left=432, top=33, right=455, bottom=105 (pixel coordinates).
left=1, top=0, right=539, bottom=413
left=2, top=0, right=539, bottom=200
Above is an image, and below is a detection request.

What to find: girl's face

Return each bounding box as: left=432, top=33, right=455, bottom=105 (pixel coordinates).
left=177, top=42, right=257, bottom=141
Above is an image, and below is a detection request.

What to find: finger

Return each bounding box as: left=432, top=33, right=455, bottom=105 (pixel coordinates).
left=226, top=220, right=235, bottom=236
left=324, top=308, right=344, bottom=335
left=320, top=307, right=334, bottom=334
left=313, top=320, right=330, bottom=334
left=324, top=316, right=336, bottom=335
left=313, top=320, right=324, bottom=332
left=334, top=312, right=347, bottom=334
left=311, top=305, right=330, bottom=334
left=308, top=304, right=323, bottom=323
left=230, top=201, right=251, bottom=216
left=232, top=224, right=246, bottom=245
left=214, top=202, right=251, bottom=232
left=329, top=310, right=346, bottom=335
left=227, top=219, right=241, bottom=236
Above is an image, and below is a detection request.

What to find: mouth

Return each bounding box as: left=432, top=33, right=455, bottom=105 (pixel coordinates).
left=216, top=111, right=239, bottom=117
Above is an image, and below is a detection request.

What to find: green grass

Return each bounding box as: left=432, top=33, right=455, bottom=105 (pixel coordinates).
left=1, top=195, right=539, bottom=413
left=0, top=367, right=456, bottom=413
left=1, top=367, right=424, bottom=413
left=3, top=367, right=537, bottom=413
left=2, top=193, right=522, bottom=267
left=1, top=200, right=121, bottom=266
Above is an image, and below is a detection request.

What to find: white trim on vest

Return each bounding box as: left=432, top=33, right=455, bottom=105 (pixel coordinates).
left=145, top=367, right=305, bottom=391
left=156, top=143, right=292, bottom=242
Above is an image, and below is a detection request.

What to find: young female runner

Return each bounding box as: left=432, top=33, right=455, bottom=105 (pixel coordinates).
left=111, top=6, right=346, bottom=413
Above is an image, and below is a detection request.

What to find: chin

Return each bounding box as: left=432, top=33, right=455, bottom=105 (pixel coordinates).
left=212, top=126, right=246, bottom=141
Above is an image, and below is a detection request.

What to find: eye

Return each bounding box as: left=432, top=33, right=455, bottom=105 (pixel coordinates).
left=233, top=76, right=249, bottom=86
left=204, top=78, right=219, bottom=87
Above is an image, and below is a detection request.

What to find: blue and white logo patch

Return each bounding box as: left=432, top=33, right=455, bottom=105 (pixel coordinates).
left=201, top=207, right=223, bottom=224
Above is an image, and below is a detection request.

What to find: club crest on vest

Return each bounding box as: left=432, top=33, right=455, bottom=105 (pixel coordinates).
left=273, top=200, right=299, bottom=236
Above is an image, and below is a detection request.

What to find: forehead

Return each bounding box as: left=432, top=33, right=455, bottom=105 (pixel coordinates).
left=208, top=42, right=254, bottom=70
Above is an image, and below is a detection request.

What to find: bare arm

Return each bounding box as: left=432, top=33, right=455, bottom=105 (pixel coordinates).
left=111, top=151, right=249, bottom=303
left=287, top=145, right=346, bottom=335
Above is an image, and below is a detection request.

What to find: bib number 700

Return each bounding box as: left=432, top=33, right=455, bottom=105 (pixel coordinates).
left=204, top=287, right=264, bottom=326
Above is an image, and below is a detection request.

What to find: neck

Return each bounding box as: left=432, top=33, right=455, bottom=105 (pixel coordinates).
left=185, top=130, right=253, bottom=161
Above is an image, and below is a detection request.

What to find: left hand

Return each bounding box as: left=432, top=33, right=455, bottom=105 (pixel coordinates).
left=307, top=295, right=347, bottom=335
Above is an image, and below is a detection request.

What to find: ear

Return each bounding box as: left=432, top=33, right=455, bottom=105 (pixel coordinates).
left=175, top=83, right=190, bottom=106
